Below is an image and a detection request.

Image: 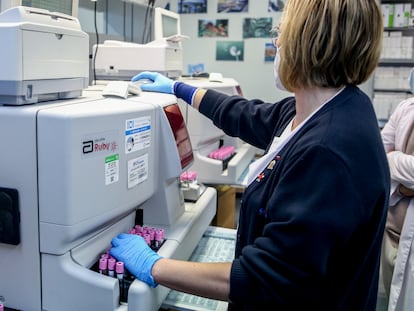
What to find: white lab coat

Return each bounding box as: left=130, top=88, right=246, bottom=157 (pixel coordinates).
left=382, top=98, right=414, bottom=311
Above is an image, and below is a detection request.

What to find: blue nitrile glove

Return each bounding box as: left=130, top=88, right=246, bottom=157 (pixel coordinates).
left=110, top=233, right=162, bottom=287
left=131, top=71, right=198, bottom=106
left=131, top=71, right=175, bottom=94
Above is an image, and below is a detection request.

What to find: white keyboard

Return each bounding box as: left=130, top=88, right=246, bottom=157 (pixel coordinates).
left=162, top=226, right=236, bottom=311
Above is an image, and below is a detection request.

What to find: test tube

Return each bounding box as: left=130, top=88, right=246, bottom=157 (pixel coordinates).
left=149, top=227, right=156, bottom=240
left=134, top=225, right=142, bottom=234
left=180, top=171, right=197, bottom=183
left=188, top=171, right=197, bottom=183
left=0, top=295, right=5, bottom=311
left=99, top=257, right=108, bottom=275
left=108, top=258, right=116, bottom=277
left=143, top=233, right=151, bottom=246
left=116, top=261, right=125, bottom=302
left=209, top=149, right=218, bottom=159
left=154, top=228, right=164, bottom=249
left=116, top=261, right=124, bottom=281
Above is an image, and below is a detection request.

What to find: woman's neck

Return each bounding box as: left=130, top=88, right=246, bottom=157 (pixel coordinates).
left=292, top=86, right=344, bottom=129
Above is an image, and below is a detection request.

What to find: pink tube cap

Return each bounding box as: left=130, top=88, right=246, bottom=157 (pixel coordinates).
left=99, top=257, right=108, bottom=270
left=155, top=228, right=165, bottom=241
left=108, top=258, right=116, bottom=270
left=180, top=171, right=197, bottom=181
left=116, top=261, right=124, bottom=274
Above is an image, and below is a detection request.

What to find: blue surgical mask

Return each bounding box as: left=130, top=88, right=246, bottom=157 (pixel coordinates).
left=273, top=46, right=287, bottom=91
left=409, top=68, right=414, bottom=94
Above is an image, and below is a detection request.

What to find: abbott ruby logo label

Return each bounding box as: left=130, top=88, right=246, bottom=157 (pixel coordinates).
left=82, top=131, right=119, bottom=158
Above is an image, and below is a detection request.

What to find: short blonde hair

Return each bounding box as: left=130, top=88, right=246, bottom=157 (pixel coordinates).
left=279, top=0, right=383, bottom=91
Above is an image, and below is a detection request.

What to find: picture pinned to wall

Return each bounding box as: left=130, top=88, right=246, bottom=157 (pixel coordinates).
left=178, top=0, right=207, bottom=14
left=268, top=0, right=286, bottom=12
left=198, top=19, right=229, bottom=37
left=243, top=18, right=273, bottom=39
left=217, top=0, right=249, bottom=13
left=264, top=43, right=276, bottom=62
left=188, top=63, right=206, bottom=75
left=216, top=41, right=244, bottom=61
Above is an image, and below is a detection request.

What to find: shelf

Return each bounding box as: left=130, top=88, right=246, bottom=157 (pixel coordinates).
left=379, top=59, right=414, bottom=65
left=382, top=0, right=414, bottom=3
left=385, top=26, right=414, bottom=31
left=374, top=89, right=411, bottom=93
left=374, top=1, right=414, bottom=119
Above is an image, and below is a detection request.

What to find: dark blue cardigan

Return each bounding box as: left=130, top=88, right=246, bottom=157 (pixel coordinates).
left=199, top=85, right=390, bottom=310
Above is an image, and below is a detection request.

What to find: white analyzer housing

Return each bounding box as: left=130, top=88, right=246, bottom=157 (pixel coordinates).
left=0, top=89, right=217, bottom=311
left=0, top=6, right=89, bottom=105
left=93, top=36, right=187, bottom=80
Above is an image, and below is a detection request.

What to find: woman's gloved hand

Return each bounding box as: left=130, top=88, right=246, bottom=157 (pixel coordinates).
left=131, top=71, right=198, bottom=106
left=131, top=71, right=175, bottom=94
left=110, top=233, right=162, bottom=287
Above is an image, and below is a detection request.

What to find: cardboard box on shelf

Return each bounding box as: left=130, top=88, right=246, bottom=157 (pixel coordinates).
left=211, top=185, right=236, bottom=229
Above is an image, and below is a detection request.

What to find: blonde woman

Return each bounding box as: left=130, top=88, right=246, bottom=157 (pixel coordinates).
left=111, top=1, right=389, bottom=309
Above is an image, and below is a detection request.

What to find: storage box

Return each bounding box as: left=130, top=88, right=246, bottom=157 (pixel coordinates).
left=211, top=185, right=236, bottom=229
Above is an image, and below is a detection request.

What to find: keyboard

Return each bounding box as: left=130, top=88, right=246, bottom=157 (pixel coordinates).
left=162, top=226, right=236, bottom=311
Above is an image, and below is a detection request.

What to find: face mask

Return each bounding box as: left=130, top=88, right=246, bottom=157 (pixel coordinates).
left=273, top=46, right=288, bottom=91
left=409, top=68, right=414, bottom=94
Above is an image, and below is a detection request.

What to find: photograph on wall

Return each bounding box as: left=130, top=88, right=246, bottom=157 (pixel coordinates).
left=188, top=63, right=206, bottom=75
left=216, top=41, right=244, bottom=61
left=198, top=19, right=229, bottom=37
left=178, top=0, right=207, bottom=14
left=217, top=0, right=249, bottom=13
left=243, top=17, right=273, bottom=38
left=264, top=43, right=276, bottom=62
left=268, top=0, right=286, bottom=12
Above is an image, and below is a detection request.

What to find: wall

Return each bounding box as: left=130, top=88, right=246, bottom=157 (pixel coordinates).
left=171, top=0, right=374, bottom=102
left=169, top=0, right=290, bottom=102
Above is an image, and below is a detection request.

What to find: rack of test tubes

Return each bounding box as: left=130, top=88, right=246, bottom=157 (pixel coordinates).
left=90, top=225, right=166, bottom=304
left=180, top=170, right=206, bottom=202
left=208, top=145, right=236, bottom=171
